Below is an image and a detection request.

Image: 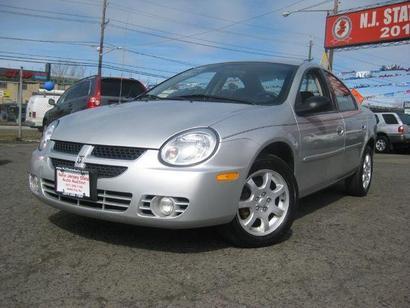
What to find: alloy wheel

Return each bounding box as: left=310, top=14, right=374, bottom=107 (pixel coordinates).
left=375, top=139, right=386, bottom=152
left=237, top=169, right=289, bottom=236
left=362, top=153, right=372, bottom=189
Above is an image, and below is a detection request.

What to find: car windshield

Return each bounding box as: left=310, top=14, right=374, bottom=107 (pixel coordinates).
left=143, top=62, right=297, bottom=106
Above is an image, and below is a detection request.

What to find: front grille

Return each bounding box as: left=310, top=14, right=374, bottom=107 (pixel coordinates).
left=52, top=141, right=146, bottom=160
left=53, top=141, right=82, bottom=155
left=92, top=145, right=145, bottom=160
left=41, top=179, right=132, bottom=212
left=51, top=158, right=127, bottom=178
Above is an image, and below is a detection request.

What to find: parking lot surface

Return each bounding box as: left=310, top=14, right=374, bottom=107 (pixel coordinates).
left=0, top=143, right=409, bottom=307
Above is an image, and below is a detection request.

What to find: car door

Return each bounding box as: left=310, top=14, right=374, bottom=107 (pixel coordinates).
left=44, top=89, right=70, bottom=124
left=294, top=68, right=345, bottom=195
left=325, top=72, right=367, bottom=174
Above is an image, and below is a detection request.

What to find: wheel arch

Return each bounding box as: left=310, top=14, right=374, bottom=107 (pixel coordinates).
left=376, top=131, right=389, bottom=140
left=255, top=141, right=295, bottom=171
left=366, top=137, right=375, bottom=152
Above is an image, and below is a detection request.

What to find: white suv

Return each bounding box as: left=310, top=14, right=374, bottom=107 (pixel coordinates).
left=375, top=112, right=410, bottom=153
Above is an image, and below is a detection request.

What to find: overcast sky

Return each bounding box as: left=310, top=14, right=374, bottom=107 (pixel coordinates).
left=0, top=0, right=409, bottom=83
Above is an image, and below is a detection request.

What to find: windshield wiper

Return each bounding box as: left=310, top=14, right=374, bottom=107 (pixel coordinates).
left=168, top=94, right=255, bottom=105
left=135, top=94, right=163, bottom=101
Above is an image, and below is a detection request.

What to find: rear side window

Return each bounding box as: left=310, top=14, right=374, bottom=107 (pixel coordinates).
left=101, top=79, right=145, bottom=98
left=65, top=80, right=91, bottom=101
left=325, top=72, right=357, bottom=112
left=383, top=114, right=399, bottom=124
left=398, top=113, right=410, bottom=125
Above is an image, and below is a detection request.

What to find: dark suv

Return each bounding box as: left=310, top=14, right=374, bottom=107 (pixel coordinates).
left=43, top=76, right=146, bottom=127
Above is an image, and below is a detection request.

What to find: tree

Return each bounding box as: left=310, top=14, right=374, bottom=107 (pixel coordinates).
left=51, top=64, right=87, bottom=87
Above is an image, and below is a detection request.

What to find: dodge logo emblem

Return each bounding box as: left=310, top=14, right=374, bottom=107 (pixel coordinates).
left=74, top=155, right=86, bottom=169
left=74, top=145, right=94, bottom=169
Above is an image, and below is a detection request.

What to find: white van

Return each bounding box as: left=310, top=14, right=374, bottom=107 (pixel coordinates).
left=26, top=89, right=65, bottom=129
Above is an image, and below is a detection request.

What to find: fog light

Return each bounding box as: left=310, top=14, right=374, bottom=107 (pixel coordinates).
left=159, top=197, right=175, bottom=216
left=29, top=174, right=40, bottom=193
left=151, top=196, right=176, bottom=217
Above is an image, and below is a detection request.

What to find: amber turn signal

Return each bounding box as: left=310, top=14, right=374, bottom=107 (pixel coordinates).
left=216, top=172, right=240, bottom=182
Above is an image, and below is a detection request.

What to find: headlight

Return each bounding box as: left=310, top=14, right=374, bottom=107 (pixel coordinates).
left=160, top=128, right=218, bottom=166
left=38, top=120, right=59, bottom=151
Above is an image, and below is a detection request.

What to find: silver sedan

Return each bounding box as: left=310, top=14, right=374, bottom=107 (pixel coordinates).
left=29, top=61, right=376, bottom=247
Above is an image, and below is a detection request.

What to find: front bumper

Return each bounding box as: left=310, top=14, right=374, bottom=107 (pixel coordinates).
left=29, top=139, right=256, bottom=229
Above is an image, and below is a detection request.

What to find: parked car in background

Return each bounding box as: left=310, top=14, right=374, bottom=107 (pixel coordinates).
left=5, top=103, right=18, bottom=122
left=30, top=61, right=377, bottom=247
left=43, top=76, right=146, bottom=127
left=2, top=103, right=27, bottom=123
left=375, top=112, right=410, bottom=153
left=26, top=89, right=65, bottom=130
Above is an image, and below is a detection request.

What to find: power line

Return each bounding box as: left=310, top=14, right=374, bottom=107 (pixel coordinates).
left=0, top=4, right=99, bottom=20
left=0, top=50, right=178, bottom=74
left=0, top=3, right=307, bottom=60
left=0, top=35, right=101, bottom=47
left=0, top=54, right=169, bottom=78
left=109, top=23, right=305, bottom=60
left=111, top=0, right=319, bottom=36
left=108, top=0, right=324, bottom=49
left=0, top=9, right=99, bottom=24
left=0, top=36, right=194, bottom=66
left=109, top=19, right=306, bottom=59
left=57, top=0, right=322, bottom=39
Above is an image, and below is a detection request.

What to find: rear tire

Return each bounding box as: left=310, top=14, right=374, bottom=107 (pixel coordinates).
left=375, top=135, right=389, bottom=153
left=345, top=146, right=373, bottom=197
left=219, top=155, right=298, bottom=248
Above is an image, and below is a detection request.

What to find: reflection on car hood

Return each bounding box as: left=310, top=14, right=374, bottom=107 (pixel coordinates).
left=51, top=100, right=258, bottom=148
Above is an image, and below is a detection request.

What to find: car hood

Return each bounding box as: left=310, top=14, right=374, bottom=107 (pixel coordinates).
left=51, top=100, right=259, bottom=148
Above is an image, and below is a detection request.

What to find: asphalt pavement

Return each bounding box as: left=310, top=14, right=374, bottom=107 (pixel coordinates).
left=0, top=143, right=409, bottom=307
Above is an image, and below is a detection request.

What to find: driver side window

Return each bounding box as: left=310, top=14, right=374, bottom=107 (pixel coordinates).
left=297, top=69, right=334, bottom=113
left=56, top=89, right=70, bottom=105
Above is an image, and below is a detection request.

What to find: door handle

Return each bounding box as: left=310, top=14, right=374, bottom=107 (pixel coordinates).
left=337, top=126, right=344, bottom=136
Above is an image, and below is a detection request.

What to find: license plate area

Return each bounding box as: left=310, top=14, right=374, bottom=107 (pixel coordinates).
left=55, top=167, right=97, bottom=200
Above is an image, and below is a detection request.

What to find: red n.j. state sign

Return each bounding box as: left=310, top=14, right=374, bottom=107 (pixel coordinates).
left=325, top=1, right=410, bottom=49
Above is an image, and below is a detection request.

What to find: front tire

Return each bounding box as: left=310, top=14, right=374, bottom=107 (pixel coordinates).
left=219, top=155, right=298, bottom=248
left=345, top=146, right=373, bottom=197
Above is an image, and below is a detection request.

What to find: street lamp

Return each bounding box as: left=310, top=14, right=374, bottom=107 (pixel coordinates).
left=282, top=9, right=331, bottom=17
left=282, top=0, right=339, bottom=70
left=97, top=46, right=122, bottom=55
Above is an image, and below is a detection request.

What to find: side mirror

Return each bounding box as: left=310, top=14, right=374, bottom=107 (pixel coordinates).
left=295, top=95, right=331, bottom=115
left=48, top=98, right=56, bottom=106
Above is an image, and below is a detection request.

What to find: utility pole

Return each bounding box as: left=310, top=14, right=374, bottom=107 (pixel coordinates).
left=17, top=67, right=23, bottom=140
left=328, top=0, right=339, bottom=71
left=308, top=40, right=313, bottom=61
left=97, top=0, right=108, bottom=78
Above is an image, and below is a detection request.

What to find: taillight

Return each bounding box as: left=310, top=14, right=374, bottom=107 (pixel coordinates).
left=87, top=76, right=102, bottom=109
left=32, top=112, right=36, bottom=118
left=398, top=125, right=404, bottom=134
left=87, top=96, right=101, bottom=108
